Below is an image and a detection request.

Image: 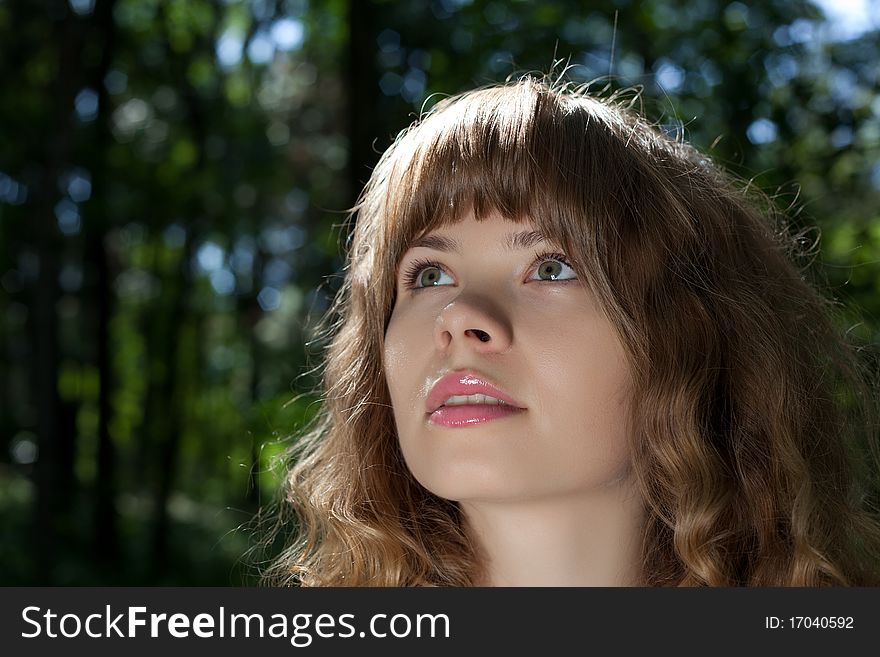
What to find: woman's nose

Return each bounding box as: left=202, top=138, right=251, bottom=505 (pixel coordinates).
left=433, top=293, right=513, bottom=353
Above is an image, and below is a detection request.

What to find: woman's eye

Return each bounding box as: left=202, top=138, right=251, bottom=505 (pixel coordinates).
left=530, top=258, right=577, bottom=281
left=411, top=265, right=454, bottom=288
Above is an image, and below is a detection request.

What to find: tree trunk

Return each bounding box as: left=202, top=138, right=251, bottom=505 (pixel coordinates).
left=88, top=0, right=122, bottom=574
left=148, top=0, right=218, bottom=577
left=29, top=0, right=84, bottom=584
left=346, top=0, right=381, bottom=210
left=149, top=235, right=193, bottom=579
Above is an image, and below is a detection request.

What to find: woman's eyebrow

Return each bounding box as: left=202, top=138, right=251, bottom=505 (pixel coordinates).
left=407, top=229, right=549, bottom=253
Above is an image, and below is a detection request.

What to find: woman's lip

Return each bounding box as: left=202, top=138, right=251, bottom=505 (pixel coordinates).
left=425, top=371, right=526, bottom=414
left=428, top=403, right=526, bottom=427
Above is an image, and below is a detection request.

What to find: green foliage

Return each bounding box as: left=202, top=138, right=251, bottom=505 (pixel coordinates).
left=0, top=0, right=877, bottom=584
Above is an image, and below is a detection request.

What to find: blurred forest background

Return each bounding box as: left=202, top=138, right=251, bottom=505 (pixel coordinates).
left=1, top=0, right=879, bottom=585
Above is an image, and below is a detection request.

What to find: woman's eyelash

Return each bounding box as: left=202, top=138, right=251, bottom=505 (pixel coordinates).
left=400, top=251, right=575, bottom=290
left=402, top=258, right=445, bottom=290
left=533, top=251, right=574, bottom=270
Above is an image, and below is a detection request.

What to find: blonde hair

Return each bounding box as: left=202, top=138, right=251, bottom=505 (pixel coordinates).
left=263, top=77, right=880, bottom=586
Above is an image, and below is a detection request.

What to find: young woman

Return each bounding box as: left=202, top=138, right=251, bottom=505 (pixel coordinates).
left=265, top=77, right=880, bottom=586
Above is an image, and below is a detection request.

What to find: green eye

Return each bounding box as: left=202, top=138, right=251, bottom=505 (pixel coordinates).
left=418, top=267, right=444, bottom=287
left=403, top=260, right=454, bottom=290
left=537, top=261, right=563, bottom=280
left=532, top=258, right=577, bottom=281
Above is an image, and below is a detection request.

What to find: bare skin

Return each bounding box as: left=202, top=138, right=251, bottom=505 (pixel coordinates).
left=384, top=211, right=645, bottom=586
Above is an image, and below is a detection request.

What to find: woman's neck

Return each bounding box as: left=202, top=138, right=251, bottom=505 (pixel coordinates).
left=461, top=480, right=645, bottom=586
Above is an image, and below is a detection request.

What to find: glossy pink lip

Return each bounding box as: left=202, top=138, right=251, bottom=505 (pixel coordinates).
left=425, top=372, right=526, bottom=427
left=428, top=404, right=525, bottom=427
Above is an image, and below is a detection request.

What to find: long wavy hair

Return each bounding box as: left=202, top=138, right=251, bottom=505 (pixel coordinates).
left=263, top=77, right=880, bottom=586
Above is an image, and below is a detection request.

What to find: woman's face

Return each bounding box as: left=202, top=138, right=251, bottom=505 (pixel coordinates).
left=383, top=211, right=634, bottom=503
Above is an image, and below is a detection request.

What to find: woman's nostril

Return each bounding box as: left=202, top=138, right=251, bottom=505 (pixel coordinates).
left=470, top=329, right=491, bottom=342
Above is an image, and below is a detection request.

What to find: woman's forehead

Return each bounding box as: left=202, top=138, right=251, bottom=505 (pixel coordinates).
left=400, top=209, right=558, bottom=248
left=404, top=215, right=551, bottom=251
